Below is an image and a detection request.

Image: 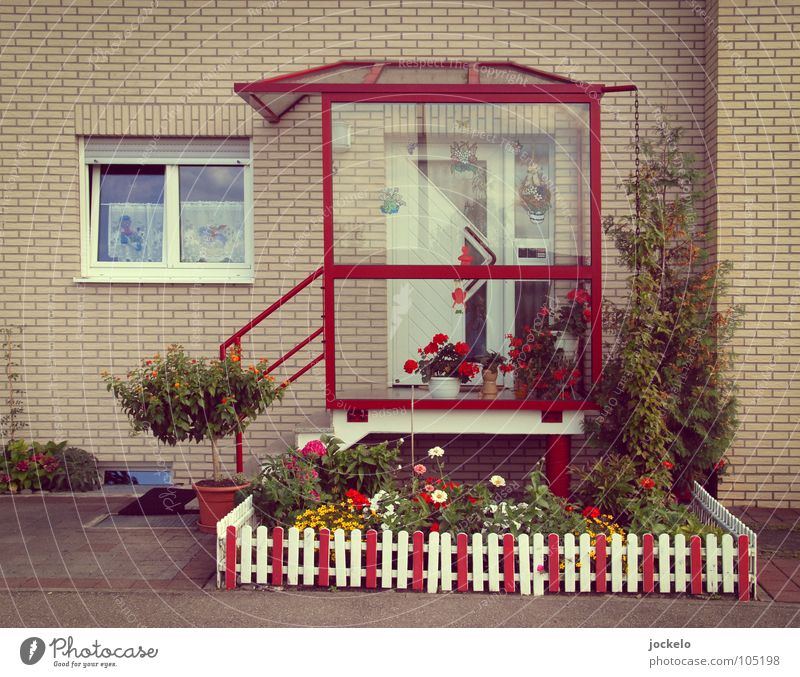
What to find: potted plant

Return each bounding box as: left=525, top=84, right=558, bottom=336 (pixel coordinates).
left=553, top=287, right=592, bottom=351
left=103, top=344, right=283, bottom=533
left=519, top=167, right=552, bottom=223
left=403, top=333, right=480, bottom=399
left=478, top=351, right=508, bottom=400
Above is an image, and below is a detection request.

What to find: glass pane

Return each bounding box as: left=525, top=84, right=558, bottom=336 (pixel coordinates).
left=477, top=65, right=558, bottom=85
left=378, top=65, right=468, bottom=84
left=333, top=278, right=592, bottom=399
left=331, top=102, right=590, bottom=266
left=97, top=165, right=164, bottom=263
left=179, top=166, right=245, bottom=263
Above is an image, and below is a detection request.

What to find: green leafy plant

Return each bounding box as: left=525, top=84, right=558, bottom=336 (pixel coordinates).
left=44, top=446, right=100, bottom=492
left=1, top=326, right=27, bottom=443
left=319, top=437, right=400, bottom=498
left=589, top=123, right=739, bottom=490
left=1, top=439, right=61, bottom=492
left=103, top=344, right=283, bottom=485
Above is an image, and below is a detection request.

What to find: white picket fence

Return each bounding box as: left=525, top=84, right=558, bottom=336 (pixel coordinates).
left=217, top=483, right=757, bottom=599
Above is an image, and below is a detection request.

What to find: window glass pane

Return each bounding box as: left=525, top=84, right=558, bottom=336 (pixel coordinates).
left=179, top=166, right=245, bottom=263
left=331, top=102, right=590, bottom=266
left=97, top=165, right=164, bottom=263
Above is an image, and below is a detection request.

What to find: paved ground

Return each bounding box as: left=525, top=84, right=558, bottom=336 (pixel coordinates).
left=1, top=589, right=798, bottom=627
left=1, top=493, right=799, bottom=627
left=0, top=494, right=215, bottom=592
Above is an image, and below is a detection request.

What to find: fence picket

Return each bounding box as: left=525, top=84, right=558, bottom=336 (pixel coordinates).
left=610, top=533, right=623, bottom=593
left=318, top=529, right=330, bottom=587
left=457, top=533, right=469, bottom=592
left=674, top=534, right=687, bottom=592
left=595, top=534, right=607, bottom=593
left=503, top=534, right=516, bottom=594
left=412, top=531, right=424, bottom=591
left=303, top=528, right=315, bottom=586
left=658, top=534, right=671, bottom=593
left=690, top=535, right=702, bottom=595
left=334, top=529, right=347, bottom=587
left=396, top=531, right=409, bottom=590
left=518, top=533, right=532, bottom=595
left=366, top=530, right=378, bottom=589
left=533, top=533, right=545, bottom=596
left=472, top=533, right=485, bottom=592
left=255, top=526, right=268, bottom=584
left=642, top=534, right=655, bottom=593
left=721, top=534, right=734, bottom=593
left=241, top=526, right=252, bottom=584
left=487, top=534, right=500, bottom=592
left=225, top=525, right=237, bottom=591
left=738, top=535, right=751, bottom=601
left=381, top=530, right=393, bottom=588
left=440, top=533, right=453, bottom=592
left=350, top=529, right=362, bottom=588
left=271, top=527, right=283, bottom=586
left=562, top=534, right=576, bottom=593
left=578, top=533, right=591, bottom=592
left=626, top=533, right=639, bottom=593
left=547, top=534, right=559, bottom=593
left=287, top=528, right=300, bottom=586
left=705, top=533, right=719, bottom=593
left=427, top=532, right=440, bottom=594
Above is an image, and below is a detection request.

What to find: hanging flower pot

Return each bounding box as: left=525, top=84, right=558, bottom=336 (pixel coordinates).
left=428, top=376, right=462, bottom=399
left=378, top=187, right=405, bottom=215
left=519, top=168, right=552, bottom=222
left=528, top=208, right=548, bottom=223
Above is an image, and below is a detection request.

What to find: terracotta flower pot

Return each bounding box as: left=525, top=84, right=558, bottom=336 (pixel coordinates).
left=194, top=482, right=250, bottom=534
left=481, top=369, right=498, bottom=399
left=514, top=381, right=529, bottom=400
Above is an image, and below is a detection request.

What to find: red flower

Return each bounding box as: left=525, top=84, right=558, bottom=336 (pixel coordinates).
left=640, top=477, right=656, bottom=489
left=714, top=459, right=727, bottom=471
left=499, top=364, right=514, bottom=374
left=423, top=342, right=438, bottom=355
left=345, top=488, right=371, bottom=509
left=582, top=506, right=600, bottom=519
left=522, top=344, right=532, bottom=353
left=457, top=362, right=480, bottom=379
left=510, top=337, right=524, bottom=348
left=582, top=308, right=592, bottom=321
left=467, top=496, right=478, bottom=504
left=429, top=522, right=440, bottom=533
left=403, top=359, right=418, bottom=374
left=662, top=460, right=674, bottom=470
left=509, top=349, right=520, bottom=359
left=432, top=333, right=449, bottom=345
left=454, top=341, right=470, bottom=356
left=565, top=505, right=574, bottom=512
left=539, top=306, right=550, bottom=317
left=553, top=368, right=567, bottom=381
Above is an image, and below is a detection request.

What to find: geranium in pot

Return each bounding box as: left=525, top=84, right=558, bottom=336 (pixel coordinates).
left=403, top=333, right=480, bottom=399
left=103, top=344, right=283, bottom=533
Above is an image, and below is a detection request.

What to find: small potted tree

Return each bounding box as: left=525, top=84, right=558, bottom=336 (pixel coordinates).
left=103, top=344, right=283, bottom=533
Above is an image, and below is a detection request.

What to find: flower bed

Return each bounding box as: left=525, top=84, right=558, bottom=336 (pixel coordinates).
left=217, top=482, right=756, bottom=599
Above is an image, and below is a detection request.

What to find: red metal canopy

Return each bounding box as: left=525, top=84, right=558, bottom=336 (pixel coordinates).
left=234, top=60, right=634, bottom=122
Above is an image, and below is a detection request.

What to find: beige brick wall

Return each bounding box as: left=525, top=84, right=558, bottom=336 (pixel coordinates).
left=707, top=0, right=800, bottom=507
left=6, top=1, right=785, bottom=502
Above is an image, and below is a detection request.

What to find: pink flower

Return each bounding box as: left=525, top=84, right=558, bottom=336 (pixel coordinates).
left=310, top=490, right=320, bottom=501
left=536, top=564, right=546, bottom=572
left=15, top=460, right=29, bottom=472
left=301, top=440, right=327, bottom=458
left=424, top=484, right=435, bottom=492
left=0, top=473, right=10, bottom=483
left=413, top=464, right=427, bottom=475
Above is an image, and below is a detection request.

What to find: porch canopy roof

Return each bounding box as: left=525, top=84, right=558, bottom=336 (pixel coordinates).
left=233, top=60, right=636, bottom=123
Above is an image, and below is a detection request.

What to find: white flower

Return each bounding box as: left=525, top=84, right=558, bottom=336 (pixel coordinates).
left=398, top=437, right=405, bottom=444
left=370, top=490, right=388, bottom=512
left=430, top=489, right=448, bottom=504
left=428, top=446, right=445, bottom=458
left=490, top=475, right=506, bottom=488
left=397, top=464, right=403, bottom=470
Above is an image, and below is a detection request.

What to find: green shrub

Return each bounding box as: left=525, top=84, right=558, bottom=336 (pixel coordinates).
left=45, top=446, right=100, bottom=492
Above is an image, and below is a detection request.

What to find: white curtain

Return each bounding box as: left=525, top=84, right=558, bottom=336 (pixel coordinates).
left=106, top=203, right=164, bottom=263
left=180, top=201, right=245, bottom=263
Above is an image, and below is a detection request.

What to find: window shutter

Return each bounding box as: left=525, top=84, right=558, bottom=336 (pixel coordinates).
left=84, top=137, right=250, bottom=163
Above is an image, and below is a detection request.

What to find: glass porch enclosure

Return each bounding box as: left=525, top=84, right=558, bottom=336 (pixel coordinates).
left=234, top=61, right=613, bottom=411
left=325, top=98, right=599, bottom=410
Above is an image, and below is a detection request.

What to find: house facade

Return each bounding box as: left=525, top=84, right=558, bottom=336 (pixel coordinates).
left=1, top=0, right=798, bottom=506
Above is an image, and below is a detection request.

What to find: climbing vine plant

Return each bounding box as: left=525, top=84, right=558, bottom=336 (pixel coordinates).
left=589, top=123, right=739, bottom=492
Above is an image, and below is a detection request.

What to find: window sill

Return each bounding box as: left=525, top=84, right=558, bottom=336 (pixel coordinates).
left=74, top=276, right=255, bottom=285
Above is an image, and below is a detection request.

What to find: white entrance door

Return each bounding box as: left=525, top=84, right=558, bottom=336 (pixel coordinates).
left=388, top=143, right=506, bottom=385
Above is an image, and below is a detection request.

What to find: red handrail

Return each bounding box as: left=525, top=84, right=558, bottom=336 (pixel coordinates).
left=220, top=266, right=325, bottom=472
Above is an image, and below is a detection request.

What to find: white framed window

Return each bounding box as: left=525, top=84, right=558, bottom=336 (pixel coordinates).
left=78, top=137, right=253, bottom=283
